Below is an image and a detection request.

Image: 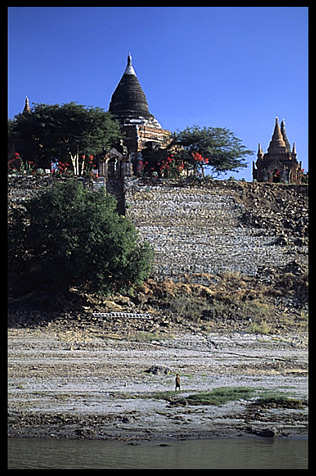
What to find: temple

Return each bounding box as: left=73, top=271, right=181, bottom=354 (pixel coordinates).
left=253, top=117, right=302, bottom=184
left=19, top=61, right=304, bottom=184
left=108, top=53, right=171, bottom=174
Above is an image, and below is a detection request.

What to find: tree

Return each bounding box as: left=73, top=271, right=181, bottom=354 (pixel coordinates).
left=8, top=103, right=123, bottom=174
left=8, top=180, right=154, bottom=295
left=168, top=125, right=253, bottom=177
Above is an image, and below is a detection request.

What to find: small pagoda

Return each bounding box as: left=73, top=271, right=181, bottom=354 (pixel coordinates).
left=253, top=117, right=302, bottom=184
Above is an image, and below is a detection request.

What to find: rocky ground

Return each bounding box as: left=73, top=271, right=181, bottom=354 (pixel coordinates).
left=8, top=309, right=308, bottom=441
left=8, top=177, right=308, bottom=441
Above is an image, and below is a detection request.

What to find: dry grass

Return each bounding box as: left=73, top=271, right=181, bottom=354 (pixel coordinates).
left=135, top=269, right=307, bottom=332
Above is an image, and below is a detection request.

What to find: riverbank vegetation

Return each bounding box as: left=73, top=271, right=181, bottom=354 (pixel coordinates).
left=107, top=386, right=307, bottom=409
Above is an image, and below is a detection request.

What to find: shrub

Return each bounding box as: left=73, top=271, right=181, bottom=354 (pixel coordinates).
left=8, top=179, right=154, bottom=295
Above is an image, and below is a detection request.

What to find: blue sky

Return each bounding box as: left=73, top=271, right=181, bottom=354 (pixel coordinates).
left=8, top=6, right=308, bottom=180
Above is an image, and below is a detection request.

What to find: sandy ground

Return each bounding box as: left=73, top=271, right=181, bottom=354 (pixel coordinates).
left=8, top=318, right=308, bottom=441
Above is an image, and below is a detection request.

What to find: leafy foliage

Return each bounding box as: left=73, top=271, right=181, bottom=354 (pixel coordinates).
left=169, top=125, right=253, bottom=177
left=8, top=179, right=154, bottom=295
left=8, top=102, right=123, bottom=173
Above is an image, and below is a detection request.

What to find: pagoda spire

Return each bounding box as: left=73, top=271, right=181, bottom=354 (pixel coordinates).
left=257, top=142, right=264, bottom=159
left=23, top=96, right=31, bottom=114
left=267, top=117, right=287, bottom=154
left=124, top=52, right=136, bottom=76
left=280, top=119, right=291, bottom=153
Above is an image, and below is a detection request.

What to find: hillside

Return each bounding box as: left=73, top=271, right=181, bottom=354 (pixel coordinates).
left=8, top=175, right=308, bottom=334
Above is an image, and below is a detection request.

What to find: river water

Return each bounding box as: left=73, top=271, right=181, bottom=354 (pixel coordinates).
left=8, top=437, right=308, bottom=469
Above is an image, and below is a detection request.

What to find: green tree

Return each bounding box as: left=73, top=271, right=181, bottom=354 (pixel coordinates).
left=8, top=102, right=123, bottom=174
left=8, top=180, right=154, bottom=295
left=169, top=125, right=253, bottom=177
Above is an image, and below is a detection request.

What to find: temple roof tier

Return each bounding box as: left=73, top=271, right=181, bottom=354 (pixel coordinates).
left=109, top=53, right=161, bottom=127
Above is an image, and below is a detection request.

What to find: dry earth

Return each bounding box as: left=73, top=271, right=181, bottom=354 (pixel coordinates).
left=8, top=314, right=308, bottom=441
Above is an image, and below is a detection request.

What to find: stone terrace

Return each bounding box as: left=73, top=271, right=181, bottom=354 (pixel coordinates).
left=124, top=178, right=308, bottom=280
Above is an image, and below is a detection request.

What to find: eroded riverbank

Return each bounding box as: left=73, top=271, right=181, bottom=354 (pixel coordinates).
left=8, top=320, right=308, bottom=441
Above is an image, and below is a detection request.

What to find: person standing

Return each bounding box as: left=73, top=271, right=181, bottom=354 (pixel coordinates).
left=175, top=373, right=181, bottom=392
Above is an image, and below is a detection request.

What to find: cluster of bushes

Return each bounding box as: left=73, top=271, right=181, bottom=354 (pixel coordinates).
left=8, top=180, right=154, bottom=297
